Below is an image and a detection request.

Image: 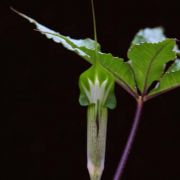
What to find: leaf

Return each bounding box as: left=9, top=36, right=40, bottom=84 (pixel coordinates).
left=128, top=39, right=176, bottom=93
left=132, top=27, right=180, bottom=55
left=96, top=52, right=137, bottom=97
left=132, top=27, right=166, bottom=45
left=13, top=8, right=138, bottom=97
left=147, top=59, right=180, bottom=98
left=11, top=8, right=100, bottom=64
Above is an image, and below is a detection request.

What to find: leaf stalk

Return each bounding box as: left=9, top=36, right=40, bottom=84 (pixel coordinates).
left=113, top=96, right=144, bottom=180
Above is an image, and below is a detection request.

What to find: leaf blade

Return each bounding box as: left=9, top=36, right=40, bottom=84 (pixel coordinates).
left=147, top=59, right=180, bottom=99
left=96, top=52, right=137, bottom=97
left=128, top=39, right=176, bottom=93
left=132, top=27, right=166, bottom=45
left=12, top=8, right=100, bottom=64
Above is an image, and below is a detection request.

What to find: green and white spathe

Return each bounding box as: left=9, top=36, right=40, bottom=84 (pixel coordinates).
left=79, top=64, right=116, bottom=180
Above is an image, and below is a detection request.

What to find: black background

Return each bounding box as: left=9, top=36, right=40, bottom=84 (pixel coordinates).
left=2, top=0, right=180, bottom=179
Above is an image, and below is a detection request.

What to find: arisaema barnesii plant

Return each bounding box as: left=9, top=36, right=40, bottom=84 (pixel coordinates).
left=12, top=0, right=180, bottom=179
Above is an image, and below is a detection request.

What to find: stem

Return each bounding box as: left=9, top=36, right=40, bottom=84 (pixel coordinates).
left=91, top=0, right=98, bottom=42
left=87, top=104, right=108, bottom=180
left=113, top=96, right=144, bottom=180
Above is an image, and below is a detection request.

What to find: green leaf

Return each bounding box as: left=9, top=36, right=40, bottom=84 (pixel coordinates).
left=13, top=8, right=137, bottom=97
left=132, top=27, right=180, bottom=55
left=96, top=52, right=137, bottom=97
left=12, top=8, right=100, bottom=64
left=128, top=39, right=176, bottom=93
left=132, top=27, right=166, bottom=45
left=147, top=59, right=180, bottom=98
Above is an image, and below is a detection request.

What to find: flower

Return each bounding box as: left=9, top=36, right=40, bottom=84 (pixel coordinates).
left=79, top=64, right=116, bottom=180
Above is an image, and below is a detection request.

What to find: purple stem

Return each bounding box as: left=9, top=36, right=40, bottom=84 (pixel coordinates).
left=113, top=96, right=144, bottom=180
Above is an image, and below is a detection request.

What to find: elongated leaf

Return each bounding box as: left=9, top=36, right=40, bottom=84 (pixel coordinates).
left=12, top=8, right=100, bottom=64
left=128, top=39, right=176, bottom=93
left=148, top=59, right=180, bottom=98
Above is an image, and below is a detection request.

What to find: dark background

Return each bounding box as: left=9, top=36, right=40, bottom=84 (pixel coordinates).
left=2, top=0, right=180, bottom=179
